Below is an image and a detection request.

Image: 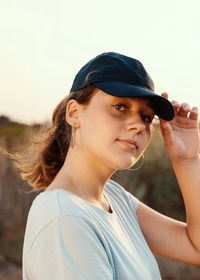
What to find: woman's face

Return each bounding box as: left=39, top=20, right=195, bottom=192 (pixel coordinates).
left=76, top=88, right=155, bottom=171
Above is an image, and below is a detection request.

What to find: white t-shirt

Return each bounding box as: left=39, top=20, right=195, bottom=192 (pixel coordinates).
left=22, top=179, right=161, bottom=279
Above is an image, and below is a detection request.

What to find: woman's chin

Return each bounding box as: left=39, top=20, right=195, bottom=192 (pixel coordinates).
left=112, top=158, right=138, bottom=170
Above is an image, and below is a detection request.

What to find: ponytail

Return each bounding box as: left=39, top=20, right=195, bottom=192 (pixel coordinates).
left=1, top=84, right=96, bottom=191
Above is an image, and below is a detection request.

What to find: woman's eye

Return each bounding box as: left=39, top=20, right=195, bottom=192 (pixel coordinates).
left=113, top=104, right=128, bottom=112
left=141, top=114, right=153, bottom=123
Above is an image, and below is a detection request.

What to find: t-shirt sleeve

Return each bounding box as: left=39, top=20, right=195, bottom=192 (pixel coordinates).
left=28, top=215, right=113, bottom=280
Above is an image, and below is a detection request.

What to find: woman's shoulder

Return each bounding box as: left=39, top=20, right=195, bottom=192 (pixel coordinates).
left=28, top=188, right=92, bottom=222
left=106, top=178, right=129, bottom=197
left=24, top=189, right=94, bottom=250
left=107, top=179, right=139, bottom=211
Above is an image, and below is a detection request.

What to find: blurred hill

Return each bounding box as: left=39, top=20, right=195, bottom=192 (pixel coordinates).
left=0, top=115, right=45, bottom=129
left=0, top=115, right=200, bottom=279
left=0, top=115, right=25, bottom=127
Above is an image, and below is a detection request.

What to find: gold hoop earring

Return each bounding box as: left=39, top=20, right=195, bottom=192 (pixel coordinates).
left=70, top=126, right=76, bottom=148
left=127, top=154, right=144, bottom=171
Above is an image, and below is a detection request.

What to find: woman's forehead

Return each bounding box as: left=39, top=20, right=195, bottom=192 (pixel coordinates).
left=93, top=89, right=154, bottom=109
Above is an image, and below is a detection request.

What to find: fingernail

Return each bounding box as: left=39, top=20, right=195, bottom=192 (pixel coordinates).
left=182, top=104, right=189, bottom=110
left=192, top=107, right=198, bottom=112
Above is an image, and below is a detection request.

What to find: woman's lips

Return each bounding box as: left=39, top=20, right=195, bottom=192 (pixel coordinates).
left=117, top=139, right=138, bottom=150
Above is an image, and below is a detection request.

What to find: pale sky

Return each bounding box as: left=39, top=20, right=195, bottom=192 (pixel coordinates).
left=1, top=0, right=200, bottom=124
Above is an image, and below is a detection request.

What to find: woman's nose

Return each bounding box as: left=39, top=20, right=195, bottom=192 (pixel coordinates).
left=126, top=118, right=146, bottom=134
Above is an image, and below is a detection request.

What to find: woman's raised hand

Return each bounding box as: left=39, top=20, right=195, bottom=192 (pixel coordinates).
left=159, top=92, right=200, bottom=164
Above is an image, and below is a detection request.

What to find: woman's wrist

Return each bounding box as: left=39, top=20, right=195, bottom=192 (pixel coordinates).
left=171, top=155, right=200, bottom=169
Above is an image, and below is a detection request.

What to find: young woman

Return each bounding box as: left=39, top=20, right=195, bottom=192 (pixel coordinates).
left=21, top=52, right=200, bottom=279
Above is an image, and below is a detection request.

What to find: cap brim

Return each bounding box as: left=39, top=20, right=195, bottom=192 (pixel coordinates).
left=92, top=81, right=174, bottom=121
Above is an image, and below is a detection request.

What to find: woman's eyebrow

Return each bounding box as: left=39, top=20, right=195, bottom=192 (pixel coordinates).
left=109, top=97, right=155, bottom=112
left=146, top=102, right=154, bottom=111
left=110, top=97, right=133, bottom=103
left=147, top=102, right=155, bottom=115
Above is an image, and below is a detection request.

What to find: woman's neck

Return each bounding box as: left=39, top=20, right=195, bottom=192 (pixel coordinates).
left=47, top=147, right=116, bottom=205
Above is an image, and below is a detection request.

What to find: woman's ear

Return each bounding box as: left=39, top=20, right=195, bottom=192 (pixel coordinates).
left=66, top=99, right=81, bottom=127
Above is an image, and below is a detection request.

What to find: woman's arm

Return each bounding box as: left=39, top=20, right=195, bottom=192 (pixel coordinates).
left=136, top=93, right=200, bottom=265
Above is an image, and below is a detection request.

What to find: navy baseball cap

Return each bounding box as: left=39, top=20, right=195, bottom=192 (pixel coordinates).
left=70, top=52, right=174, bottom=121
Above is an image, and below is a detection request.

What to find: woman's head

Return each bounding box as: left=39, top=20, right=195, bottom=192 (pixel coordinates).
left=66, top=87, right=154, bottom=171
left=63, top=51, right=174, bottom=172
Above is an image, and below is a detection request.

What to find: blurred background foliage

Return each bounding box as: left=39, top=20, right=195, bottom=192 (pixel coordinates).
left=0, top=115, right=199, bottom=279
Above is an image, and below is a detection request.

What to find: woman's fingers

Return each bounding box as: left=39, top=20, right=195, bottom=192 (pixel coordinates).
left=161, top=92, right=168, bottom=99
left=171, top=100, right=181, bottom=116
left=178, top=103, right=190, bottom=118
left=172, top=102, right=198, bottom=120
left=161, top=92, right=198, bottom=121
left=189, top=107, right=198, bottom=121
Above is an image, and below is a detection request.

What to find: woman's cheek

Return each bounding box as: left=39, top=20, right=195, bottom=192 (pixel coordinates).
left=140, top=128, right=151, bottom=149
